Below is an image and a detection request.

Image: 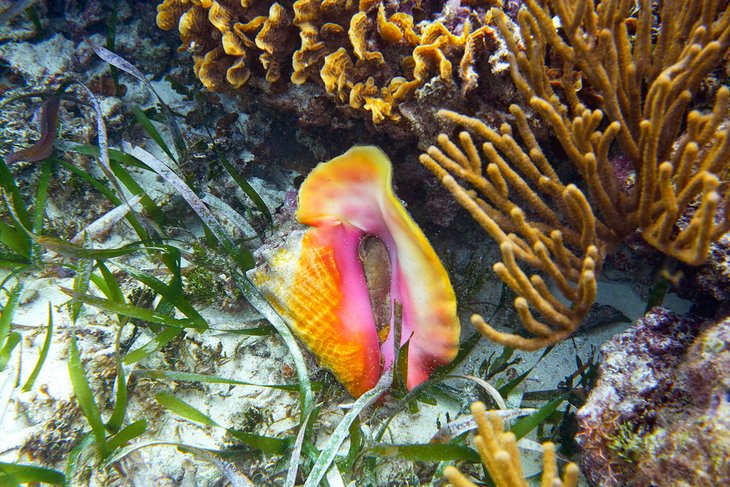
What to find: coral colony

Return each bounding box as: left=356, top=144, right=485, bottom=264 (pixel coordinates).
left=421, top=0, right=730, bottom=350
left=155, top=0, right=499, bottom=123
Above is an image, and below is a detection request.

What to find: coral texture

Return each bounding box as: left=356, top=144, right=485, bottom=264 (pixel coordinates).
left=444, top=401, right=579, bottom=487
left=679, top=232, right=730, bottom=305
left=576, top=308, right=729, bottom=486
left=156, top=0, right=499, bottom=123
left=420, top=0, right=730, bottom=349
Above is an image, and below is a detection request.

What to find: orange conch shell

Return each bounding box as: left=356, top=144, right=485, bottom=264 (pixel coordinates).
left=249, top=146, right=460, bottom=397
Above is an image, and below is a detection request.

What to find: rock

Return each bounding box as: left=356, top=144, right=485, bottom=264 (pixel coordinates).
left=576, top=307, right=729, bottom=486
left=0, top=33, right=75, bottom=86
left=680, top=233, right=730, bottom=307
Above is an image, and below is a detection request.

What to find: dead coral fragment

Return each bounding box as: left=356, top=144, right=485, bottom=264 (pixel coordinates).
left=421, top=0, right=730, bottom=350
left=444, top=402, right=579, bottom=487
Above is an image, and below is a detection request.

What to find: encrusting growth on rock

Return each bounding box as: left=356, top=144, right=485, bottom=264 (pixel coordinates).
left=155, top=0, right=500, bottom=123
left=421, top=0, right=730, bottom=350
left=443, top=401, right=580, bottom=487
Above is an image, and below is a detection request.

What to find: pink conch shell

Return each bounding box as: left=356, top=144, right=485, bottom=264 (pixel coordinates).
left=249, top=146, right=460, bottom=397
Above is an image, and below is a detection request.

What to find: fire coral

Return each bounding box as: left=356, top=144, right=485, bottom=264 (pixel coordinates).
left=156, top=0, right=499, bottom=123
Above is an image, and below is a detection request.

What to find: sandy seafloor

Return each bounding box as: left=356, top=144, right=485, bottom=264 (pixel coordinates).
left=0, top=1, right=706, bottom=486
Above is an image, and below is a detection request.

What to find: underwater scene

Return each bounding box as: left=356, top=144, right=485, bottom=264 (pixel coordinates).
left=0, top=0, right=728, bottom=485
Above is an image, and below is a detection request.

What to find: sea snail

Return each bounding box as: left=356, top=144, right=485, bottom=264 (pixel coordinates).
left=249, top=146, right=460, bottom=397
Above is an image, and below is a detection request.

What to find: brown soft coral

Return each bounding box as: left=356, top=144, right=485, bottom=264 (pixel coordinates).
left=156, top=1, right=500, bottom=123
left=157, top=0, right=297, bottom=90
left=316, top=3, right=498, bottom=122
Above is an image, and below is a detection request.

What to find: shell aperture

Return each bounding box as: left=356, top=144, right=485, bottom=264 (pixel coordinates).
left=250, top=146, right=460, bottom=396
left=359, top=235, right=392, bottom=345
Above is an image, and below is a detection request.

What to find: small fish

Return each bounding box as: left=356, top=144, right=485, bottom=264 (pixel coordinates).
left=5, top=95, right=60, bottom=164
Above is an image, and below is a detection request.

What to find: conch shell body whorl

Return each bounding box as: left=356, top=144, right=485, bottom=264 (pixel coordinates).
left=249, top=146, right=460, bottom=397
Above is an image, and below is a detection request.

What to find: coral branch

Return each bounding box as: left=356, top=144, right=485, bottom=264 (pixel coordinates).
left=421, top=0, right=729, bottom=350
left=443, top=402, right=580, bottom=487
left=420, top=106, right=601, bottom=349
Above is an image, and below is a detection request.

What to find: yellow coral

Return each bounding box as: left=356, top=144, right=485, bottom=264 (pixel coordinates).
left=196, top=47, right=230, bottom=90
left=420, top=0, right=730, bottom=350
left=156, top=0, right=499, bottom=123
left=177, top=5, right=208, bottom=50
left=444, top=402, right=579, bottom=487
left=256, top=3, right=291, bottom=82
left=420, top=109, right=601, bottom=350
left=377, top=4, right=404, bottom=43
left=291, top=0, right=340, bottom=85
left=349, top=11, right=384, bottom=64
left=156, top=0, right=188, bottom=31
left=320, top=47, right=354, bottom=101
left=208, top=1, right=234, bottom=32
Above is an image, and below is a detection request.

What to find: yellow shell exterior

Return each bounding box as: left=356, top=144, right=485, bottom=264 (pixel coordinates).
left=250, top=227, right=380, bottom=397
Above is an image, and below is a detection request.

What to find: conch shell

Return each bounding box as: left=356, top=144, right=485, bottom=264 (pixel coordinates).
left=249, top=146, right=460, bottom=397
